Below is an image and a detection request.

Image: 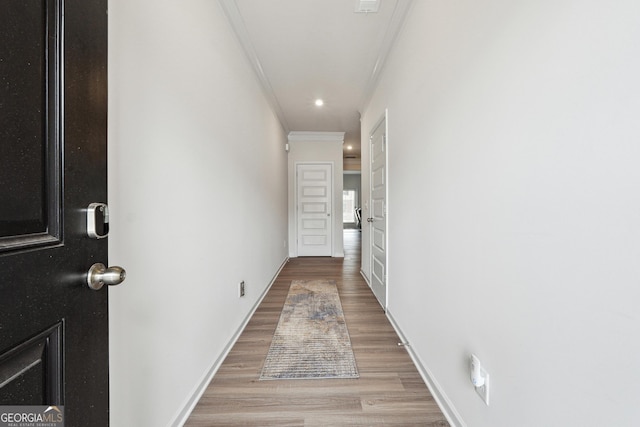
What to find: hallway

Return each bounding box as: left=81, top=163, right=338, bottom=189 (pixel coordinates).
left=185, top=230, right=449, bottom=426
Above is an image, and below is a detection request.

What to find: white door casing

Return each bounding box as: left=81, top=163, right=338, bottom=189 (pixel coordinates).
left=297, top=163, right=333, bottom=256
left=369, top=118, right=387, bottom=309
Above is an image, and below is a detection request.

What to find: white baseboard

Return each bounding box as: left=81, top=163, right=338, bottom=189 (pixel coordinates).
left=169, top=257, right=289, bottom=427
left=360, top=269, right=370, bottom=287
left=386, top=309, right=466, bottom=427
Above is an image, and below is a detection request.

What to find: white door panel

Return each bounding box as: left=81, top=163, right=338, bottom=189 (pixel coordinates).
left=302, top=235, right=328, bottom=245
left=303, top=186, right=327, bottom=197
left=372, top=257, right=385, bottom=285
left=302, top=203, right=328, bottom=213
left=373, top=228, right=385, bottom=251
left=303, top=219, right=328, bottom=229
left=372, top=168, right=385, bottom=189
left=302, top=170, right=327, bottom=180
left=297, top=163, right=332, bottom=256
left=369, top=119, right=387, bottom=308
left=372, top=199, right=385, bottom=218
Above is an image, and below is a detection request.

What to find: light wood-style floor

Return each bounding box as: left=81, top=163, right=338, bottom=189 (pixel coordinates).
left=185, top=230, right=449, bottom=426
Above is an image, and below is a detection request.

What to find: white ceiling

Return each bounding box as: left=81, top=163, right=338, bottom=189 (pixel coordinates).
left=220, top=0, right=413, bottom=159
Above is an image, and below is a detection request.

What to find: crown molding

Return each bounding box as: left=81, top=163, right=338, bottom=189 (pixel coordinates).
left=218, top=0, right=290, bottom=132
left=359, top=0, right=414, bottom=113
left=219, top=0, right=413, bottom=132
left=288, top=131, right=345, bottom=142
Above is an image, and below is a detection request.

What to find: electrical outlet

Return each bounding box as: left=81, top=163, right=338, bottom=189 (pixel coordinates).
left=470, top=354, right=490, bottom=405
left=239, top=281, right=245, bottom=297
left=475, top=370, right=490, bottom=405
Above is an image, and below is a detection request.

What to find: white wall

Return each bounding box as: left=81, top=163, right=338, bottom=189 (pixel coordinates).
left=287, top=132, right=344, bottom=257
left=107, top=1, right=288, bottom=425
left=362, top=1, right=640, bottom=426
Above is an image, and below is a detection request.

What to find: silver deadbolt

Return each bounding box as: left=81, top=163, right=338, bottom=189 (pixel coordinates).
left=87, top=203, right=109, bottom=239
left=87, top=263, right=126, bottom=290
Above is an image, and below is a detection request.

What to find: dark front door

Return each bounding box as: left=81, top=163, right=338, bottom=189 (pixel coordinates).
left=0, top=0, right=109, bottom=425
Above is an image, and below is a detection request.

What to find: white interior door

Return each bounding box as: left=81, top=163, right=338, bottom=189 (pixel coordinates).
left=369, top=119, right=387, bottom=308
left=297, top=163, right=333, bottom=256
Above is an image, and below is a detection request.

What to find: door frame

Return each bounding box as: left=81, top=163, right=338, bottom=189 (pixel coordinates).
left=368, top=111, right=389, bottom=310
left=294, top=161, right=334, bottom=257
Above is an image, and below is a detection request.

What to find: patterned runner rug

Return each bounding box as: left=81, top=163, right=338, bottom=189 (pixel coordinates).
left=259, top=279, right=359, bottom=380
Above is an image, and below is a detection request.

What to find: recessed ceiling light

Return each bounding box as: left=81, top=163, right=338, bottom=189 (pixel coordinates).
left=315, top=99, right=324, bottom=107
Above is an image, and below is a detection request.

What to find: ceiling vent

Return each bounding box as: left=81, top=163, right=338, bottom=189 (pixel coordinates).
left=355, top=0, right=380, bottom=13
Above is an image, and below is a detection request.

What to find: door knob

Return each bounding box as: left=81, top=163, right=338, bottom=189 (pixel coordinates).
left=367, top=217, right=374, bottom=222
left=87, top=263, right=126, bottom=290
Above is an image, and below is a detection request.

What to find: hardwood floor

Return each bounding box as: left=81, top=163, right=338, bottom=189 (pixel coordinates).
left=185, top=230, right=450, bottom=426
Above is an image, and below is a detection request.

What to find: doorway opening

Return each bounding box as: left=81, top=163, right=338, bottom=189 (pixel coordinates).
left=343, top=190, right=357, bottom=224
left=343, top=171, right=361, bottom=230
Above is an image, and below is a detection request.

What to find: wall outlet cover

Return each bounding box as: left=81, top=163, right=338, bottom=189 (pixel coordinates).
left=475, top=371, right=490, bottom=406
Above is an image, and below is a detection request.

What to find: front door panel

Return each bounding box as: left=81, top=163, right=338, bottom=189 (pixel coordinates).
left=0, top=0, right=62, bottom=251
left=0, top=0, right=109, bottom=425
left=0, top=323, right=62, bottom=406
